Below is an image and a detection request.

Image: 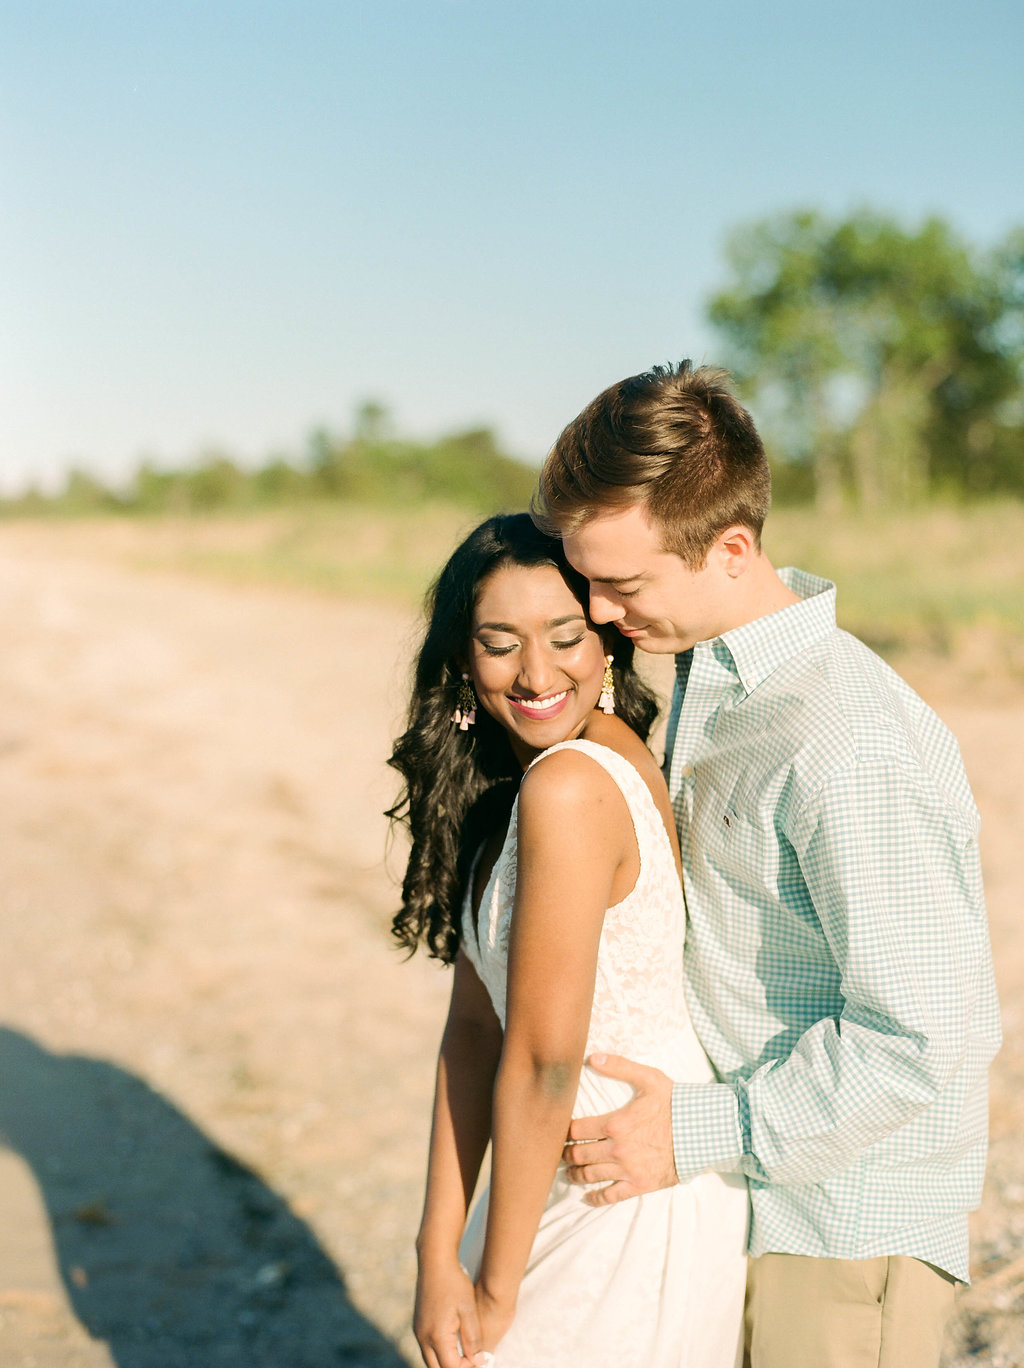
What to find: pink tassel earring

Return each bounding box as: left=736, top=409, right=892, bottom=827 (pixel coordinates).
left=598, top=655, right=616, bottom=714
left=453, top=673, right=477, bottom=730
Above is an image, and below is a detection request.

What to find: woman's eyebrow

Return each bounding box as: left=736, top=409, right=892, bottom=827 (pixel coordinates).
left=475, top=613, right=586, bottom=632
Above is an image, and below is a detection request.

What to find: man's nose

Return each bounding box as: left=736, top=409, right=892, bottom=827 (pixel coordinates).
left=588, top=587, right=624, bottom=625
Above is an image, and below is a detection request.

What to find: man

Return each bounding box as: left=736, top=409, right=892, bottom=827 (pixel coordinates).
left=531, top=361, right=1000, bottom=1368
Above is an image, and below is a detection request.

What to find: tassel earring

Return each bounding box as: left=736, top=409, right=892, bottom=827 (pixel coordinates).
left=453, top=673, right=477, bottom=730
left=598, top=655, right=616, bottom=715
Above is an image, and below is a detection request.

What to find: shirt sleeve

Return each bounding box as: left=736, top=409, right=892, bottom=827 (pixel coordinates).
left=671, top=756, right=994, bottom=1185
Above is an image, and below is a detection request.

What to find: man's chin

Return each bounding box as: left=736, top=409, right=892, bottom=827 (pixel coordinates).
left=630, top=634, right=683, bottom=656
left=617, top=624, right=691, bottom=654
left=617, top=626, right=691, bottom=653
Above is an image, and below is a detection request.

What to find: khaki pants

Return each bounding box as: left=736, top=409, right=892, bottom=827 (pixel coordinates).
left=744, top=1254, right=958, bottom=1368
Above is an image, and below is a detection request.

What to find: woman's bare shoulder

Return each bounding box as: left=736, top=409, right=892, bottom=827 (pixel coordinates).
left=580, top=715, right=668, bottom=790
left=517, top=744, right=635, bottom=872
left=575, top=717, right=681, bottom=870
left=518, top=743, right=622, bottom=809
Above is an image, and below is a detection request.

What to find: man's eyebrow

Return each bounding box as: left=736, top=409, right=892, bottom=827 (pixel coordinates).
left=476, top=613, right=586, bottom=631
left=593, top=573, right=645, bottom=586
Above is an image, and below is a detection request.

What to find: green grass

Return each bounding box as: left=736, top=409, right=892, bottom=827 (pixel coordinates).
left=767, top=503, right=1023, bottom=668
left=7, top=497, right=1022, bottom=677
left=124, top=502, right=484, bottom=604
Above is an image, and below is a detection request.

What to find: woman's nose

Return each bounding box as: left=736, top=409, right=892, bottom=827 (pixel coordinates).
left=515, top=642, right=557, bottom=695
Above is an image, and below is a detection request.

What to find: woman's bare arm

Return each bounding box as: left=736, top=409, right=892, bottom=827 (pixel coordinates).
left=415, top=951, right=503, bottom=1368
left=475, top=750, right=632, bottom=1343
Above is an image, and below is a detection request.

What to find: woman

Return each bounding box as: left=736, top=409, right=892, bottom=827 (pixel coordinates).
left=388, top=515, right=747, bottom=1368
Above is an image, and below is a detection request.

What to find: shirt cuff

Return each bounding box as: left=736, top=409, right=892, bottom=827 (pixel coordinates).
left=671, top=1081, right=745, bottom=1179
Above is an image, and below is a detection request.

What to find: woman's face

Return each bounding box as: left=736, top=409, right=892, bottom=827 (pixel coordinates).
left=467, top=562, right=608, bottom=767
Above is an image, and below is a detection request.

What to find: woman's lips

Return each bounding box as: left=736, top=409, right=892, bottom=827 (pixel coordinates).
left=507, top=689, right=571, bottom=719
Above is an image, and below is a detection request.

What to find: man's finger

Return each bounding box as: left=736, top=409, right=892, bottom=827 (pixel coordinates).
left=563, top=1138, right=614, bottom=1166
left=566, top=1161, right=621, bottom=1185
left=566, top=1114, right=616, bottom=1143
left=567, top=1054, right=670, bottom=1143
left=583, top=1180, right=641, bottom=1208
left=586, top=1052, right=663, bottom=1089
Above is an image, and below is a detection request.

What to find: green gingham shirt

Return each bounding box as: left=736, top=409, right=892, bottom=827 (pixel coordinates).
left=664, top=568, right=1001, bottom=1283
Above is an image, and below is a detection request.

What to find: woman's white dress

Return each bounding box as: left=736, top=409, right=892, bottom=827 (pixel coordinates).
left=459, top=739, right=748, bottom=1368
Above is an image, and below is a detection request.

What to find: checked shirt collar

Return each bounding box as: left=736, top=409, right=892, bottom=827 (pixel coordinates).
left=688, top=567, right=838, bottom=699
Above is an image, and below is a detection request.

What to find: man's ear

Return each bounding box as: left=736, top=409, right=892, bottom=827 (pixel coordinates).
left=715, top=525, right=757, bottom=579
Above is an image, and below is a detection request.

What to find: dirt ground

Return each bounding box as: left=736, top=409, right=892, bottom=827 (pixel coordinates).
left=1, top=522, right=1021, bottom=1367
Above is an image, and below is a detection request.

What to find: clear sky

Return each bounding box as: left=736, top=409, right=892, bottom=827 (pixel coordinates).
left=2, top=0, right=1022, bottom=492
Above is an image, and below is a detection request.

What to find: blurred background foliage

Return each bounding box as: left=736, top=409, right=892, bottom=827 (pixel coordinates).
left=710, top=209, right=1024, bottom=511
left=3, top=209, right=1021, bottom=676
left=5, top=208, right=1022, bottom=521
left=6, top=412, right=537, bottom=519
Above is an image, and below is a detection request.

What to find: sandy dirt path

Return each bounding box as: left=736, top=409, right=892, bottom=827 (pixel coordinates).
left=0, top=525, right=1021, bottom=1366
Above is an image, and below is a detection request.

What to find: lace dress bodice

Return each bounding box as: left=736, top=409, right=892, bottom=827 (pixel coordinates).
left=460, top=739, right=714, bottom=1100
left=455, top=739, right=748, bottom=1368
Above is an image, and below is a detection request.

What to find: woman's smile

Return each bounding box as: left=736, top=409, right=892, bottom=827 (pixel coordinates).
left=507, top=688, right=571, bottom=719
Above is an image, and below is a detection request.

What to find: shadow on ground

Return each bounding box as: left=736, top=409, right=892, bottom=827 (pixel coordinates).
left=0, top=1027, right=407, bottom=1368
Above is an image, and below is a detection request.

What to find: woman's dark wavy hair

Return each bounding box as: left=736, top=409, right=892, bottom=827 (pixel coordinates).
left=387, top=512, right=660, bottom=964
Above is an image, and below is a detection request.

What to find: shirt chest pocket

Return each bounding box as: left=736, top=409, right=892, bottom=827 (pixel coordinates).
left=691, top=782, right=767, bottom=891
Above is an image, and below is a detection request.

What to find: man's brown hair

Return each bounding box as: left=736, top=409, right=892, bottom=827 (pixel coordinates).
left=532, top=360, right=771, bottom=568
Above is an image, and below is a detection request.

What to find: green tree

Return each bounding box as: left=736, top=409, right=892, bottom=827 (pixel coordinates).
left=709, top=211, right=847, bottom=512
left=184, top=452, right=250, bottom=510
left=425, top=427, right=536, bottom=509
left=132, top=461, right=189, bottom=514
left=61, top=467, right=118, bottom=514
left=303, top=405, right=537, bottom=510
left=352, top=399, right=392, bottom=446
left=708, top=210, right=1024, bottom=509
left=253, top=455, right=309, bottom=504
left=306, top=426, right=348, bottom=496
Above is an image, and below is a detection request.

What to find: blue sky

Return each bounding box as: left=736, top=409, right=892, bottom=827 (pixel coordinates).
left=1, top=0, right=1021, bottom=492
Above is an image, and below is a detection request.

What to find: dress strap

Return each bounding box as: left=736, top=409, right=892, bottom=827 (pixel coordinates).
left=525, top=739, right=672, bottom=875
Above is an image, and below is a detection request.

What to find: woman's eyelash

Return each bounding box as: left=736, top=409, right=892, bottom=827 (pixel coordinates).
left=617, top=587, right=641, bottom=598
left=481, top=635, right=586, bottom=657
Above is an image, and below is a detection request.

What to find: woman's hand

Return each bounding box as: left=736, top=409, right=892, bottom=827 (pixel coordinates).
left=413, top=1257, right=485, bottom=1368
left=474, top=1281, right=516, bottom=1356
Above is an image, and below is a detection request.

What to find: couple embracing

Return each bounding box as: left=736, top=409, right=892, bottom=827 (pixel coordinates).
left=388, top=363, right=1000, bottom=1368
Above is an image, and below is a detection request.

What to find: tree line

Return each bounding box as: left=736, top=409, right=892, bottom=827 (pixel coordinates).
left=4, top=209, right=1021, bottom=518
left=2, top=410, right=538, bottom=517
left=710, top=209, right=1023, bottom=511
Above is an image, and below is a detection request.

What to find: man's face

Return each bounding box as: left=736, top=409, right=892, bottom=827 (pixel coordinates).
left=562, top=503, right=731, bottom=654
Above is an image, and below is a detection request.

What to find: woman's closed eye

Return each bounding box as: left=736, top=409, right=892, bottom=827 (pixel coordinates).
left=482, top=634, right=587, bottom=656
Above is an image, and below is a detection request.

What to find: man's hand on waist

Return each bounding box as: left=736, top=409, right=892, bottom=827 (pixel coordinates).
left=563, top=1053, right=677, bottom=1207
